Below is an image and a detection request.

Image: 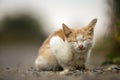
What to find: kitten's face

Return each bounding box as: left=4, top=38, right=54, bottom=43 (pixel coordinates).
left=67, top=31, right=93, bottom=53
left=63, top=18, right=97, bottom=53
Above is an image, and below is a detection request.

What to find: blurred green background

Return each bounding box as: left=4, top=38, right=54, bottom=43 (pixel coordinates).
left=0, top=14, right=45, bottom=43
left=100, top=0, right=120, bottom=64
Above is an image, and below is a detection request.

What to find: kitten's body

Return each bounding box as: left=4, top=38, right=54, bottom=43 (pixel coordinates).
left=35, top=18, right=97, bottom=74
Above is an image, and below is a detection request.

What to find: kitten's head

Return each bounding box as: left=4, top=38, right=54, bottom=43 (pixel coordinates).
left=63, top=18, right=97, bottom=53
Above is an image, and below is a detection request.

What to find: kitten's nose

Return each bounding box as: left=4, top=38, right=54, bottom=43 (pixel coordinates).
left=79, top=45, right=83, bottom=49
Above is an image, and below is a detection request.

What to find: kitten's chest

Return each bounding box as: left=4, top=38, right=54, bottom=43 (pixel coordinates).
left=72, top=52, right=87, bottom=65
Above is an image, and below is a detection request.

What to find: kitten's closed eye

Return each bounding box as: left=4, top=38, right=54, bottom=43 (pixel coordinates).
left=84, top=40, right=92, bottom=46
left=80, top=38, right=86, bottom=42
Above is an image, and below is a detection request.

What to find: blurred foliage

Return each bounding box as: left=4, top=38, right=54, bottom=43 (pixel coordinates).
left=103, top=0, right=120, bottom=64
left=0, top=13, right=46, bottom=43
left=115, top=20, right=120, bottom=42
left=113, top=0, right=120, bottom=18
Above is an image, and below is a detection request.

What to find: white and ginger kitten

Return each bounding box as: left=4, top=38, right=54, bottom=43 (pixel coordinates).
left=35, top=18, right=97, bottom=74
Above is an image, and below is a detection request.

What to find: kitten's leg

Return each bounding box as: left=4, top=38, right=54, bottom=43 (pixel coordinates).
left=35, top=56, right=55, bottom=71
left=35, top=56, right=49, bottom=71
left=86, top=50, right=91, bottom=66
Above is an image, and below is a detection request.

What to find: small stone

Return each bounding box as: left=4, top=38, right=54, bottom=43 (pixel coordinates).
left=107, top=65, right=120, bottom=73
left=6, top=67, right=10, bottom=70
left=107, top=67, right=112, bottom=71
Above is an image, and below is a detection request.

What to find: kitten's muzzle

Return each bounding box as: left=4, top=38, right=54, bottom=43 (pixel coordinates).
left=78, top=45, right=84, bottom=50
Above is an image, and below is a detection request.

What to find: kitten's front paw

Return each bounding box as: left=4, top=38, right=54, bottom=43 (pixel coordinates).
left=59, top=69, right=69, bottom=75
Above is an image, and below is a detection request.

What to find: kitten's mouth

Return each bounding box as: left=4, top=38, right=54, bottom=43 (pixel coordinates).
left=79, top=48, right=85, bottom=51
left=77, top=48, right=85, bottom=51
left=78, top=46, right=85, bottom=50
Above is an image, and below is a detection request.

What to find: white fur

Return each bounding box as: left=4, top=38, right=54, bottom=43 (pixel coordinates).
left=50, top=36, right=72, bottom=64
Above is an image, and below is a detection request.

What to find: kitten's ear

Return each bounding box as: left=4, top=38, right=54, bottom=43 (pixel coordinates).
left=88, top=18, right=97, bottom=28
left=87, top=18, right=97, bottom=35
left=62, top=23, right=72, bottom=37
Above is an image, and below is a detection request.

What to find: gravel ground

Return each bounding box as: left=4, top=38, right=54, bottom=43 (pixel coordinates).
left=0, top=65, right=120, bottom=80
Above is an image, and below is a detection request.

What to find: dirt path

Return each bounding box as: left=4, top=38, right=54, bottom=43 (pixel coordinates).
left=0, top=65, right=120, bottom=80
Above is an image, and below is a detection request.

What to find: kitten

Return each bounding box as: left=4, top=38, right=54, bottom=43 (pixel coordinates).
left=35, top=18, right=97, bottom=74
